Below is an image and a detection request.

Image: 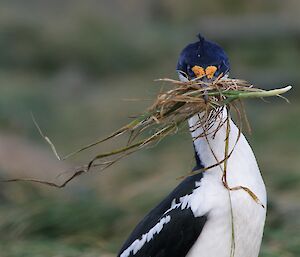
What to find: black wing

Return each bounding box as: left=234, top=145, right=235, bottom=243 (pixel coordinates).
left=118, top=170, right=207, bottom=257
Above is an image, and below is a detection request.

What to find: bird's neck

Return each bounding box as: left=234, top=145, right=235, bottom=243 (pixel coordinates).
left=189, top=108, right=233, bottom=172
left=188, top=108, right=265, bottom=197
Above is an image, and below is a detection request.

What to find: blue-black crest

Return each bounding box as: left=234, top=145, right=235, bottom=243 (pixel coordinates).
left=177, top=34, right=230, bottom=80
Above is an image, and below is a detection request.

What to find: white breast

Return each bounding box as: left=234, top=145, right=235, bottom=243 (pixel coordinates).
left=186, top=111, right=267, bottom=257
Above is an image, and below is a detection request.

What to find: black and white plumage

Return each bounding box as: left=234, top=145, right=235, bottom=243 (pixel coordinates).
left=118, top=35, right=267, bottom=257
left=119, top=172, right=207, bottom=257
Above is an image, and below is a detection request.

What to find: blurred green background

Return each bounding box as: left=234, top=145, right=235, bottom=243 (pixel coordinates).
left=0, top=1, right=299, bottom=256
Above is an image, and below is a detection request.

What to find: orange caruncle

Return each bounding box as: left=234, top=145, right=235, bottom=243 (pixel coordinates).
left=192, top=66, right=205, bottom=78
left=205, top=66, right=218, bottom=79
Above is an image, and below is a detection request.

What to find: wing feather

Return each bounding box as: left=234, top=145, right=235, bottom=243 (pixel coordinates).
left=118, top=172, right=207, bottom=257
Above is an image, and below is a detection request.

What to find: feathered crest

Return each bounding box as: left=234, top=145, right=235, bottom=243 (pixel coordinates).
left=197, top=33, right=205, bottom=44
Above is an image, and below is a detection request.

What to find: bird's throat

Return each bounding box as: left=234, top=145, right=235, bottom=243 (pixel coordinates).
left=188, top=108, right=236, bottom=174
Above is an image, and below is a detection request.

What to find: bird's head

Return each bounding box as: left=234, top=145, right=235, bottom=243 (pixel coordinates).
left=176, top=34, right=230, bottom=82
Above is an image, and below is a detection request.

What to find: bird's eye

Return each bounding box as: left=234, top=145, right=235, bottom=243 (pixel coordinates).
left=187, top=65, right=196, bottom=77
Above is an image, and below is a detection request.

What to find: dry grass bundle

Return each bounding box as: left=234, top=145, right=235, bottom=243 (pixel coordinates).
left=2, top=77, right=291, bottom=188
left=1, top=76, right=291, bottom=257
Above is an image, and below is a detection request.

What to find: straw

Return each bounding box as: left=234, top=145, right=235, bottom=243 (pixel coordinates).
left=1, top=77, right=292, bottom=188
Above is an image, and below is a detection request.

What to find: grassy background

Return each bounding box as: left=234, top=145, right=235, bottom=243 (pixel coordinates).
left=0, top=1, right=299, bottom=256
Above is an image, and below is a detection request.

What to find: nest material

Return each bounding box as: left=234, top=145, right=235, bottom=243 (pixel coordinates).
left=2, top=77, right=291, bottom=188
left=82, top=77, right=290, bottom=170
left=2, top=76, right=291, bottom=257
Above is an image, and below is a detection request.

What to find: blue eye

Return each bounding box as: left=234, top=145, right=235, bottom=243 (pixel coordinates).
left=187, top=65, right=194, bottom=77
